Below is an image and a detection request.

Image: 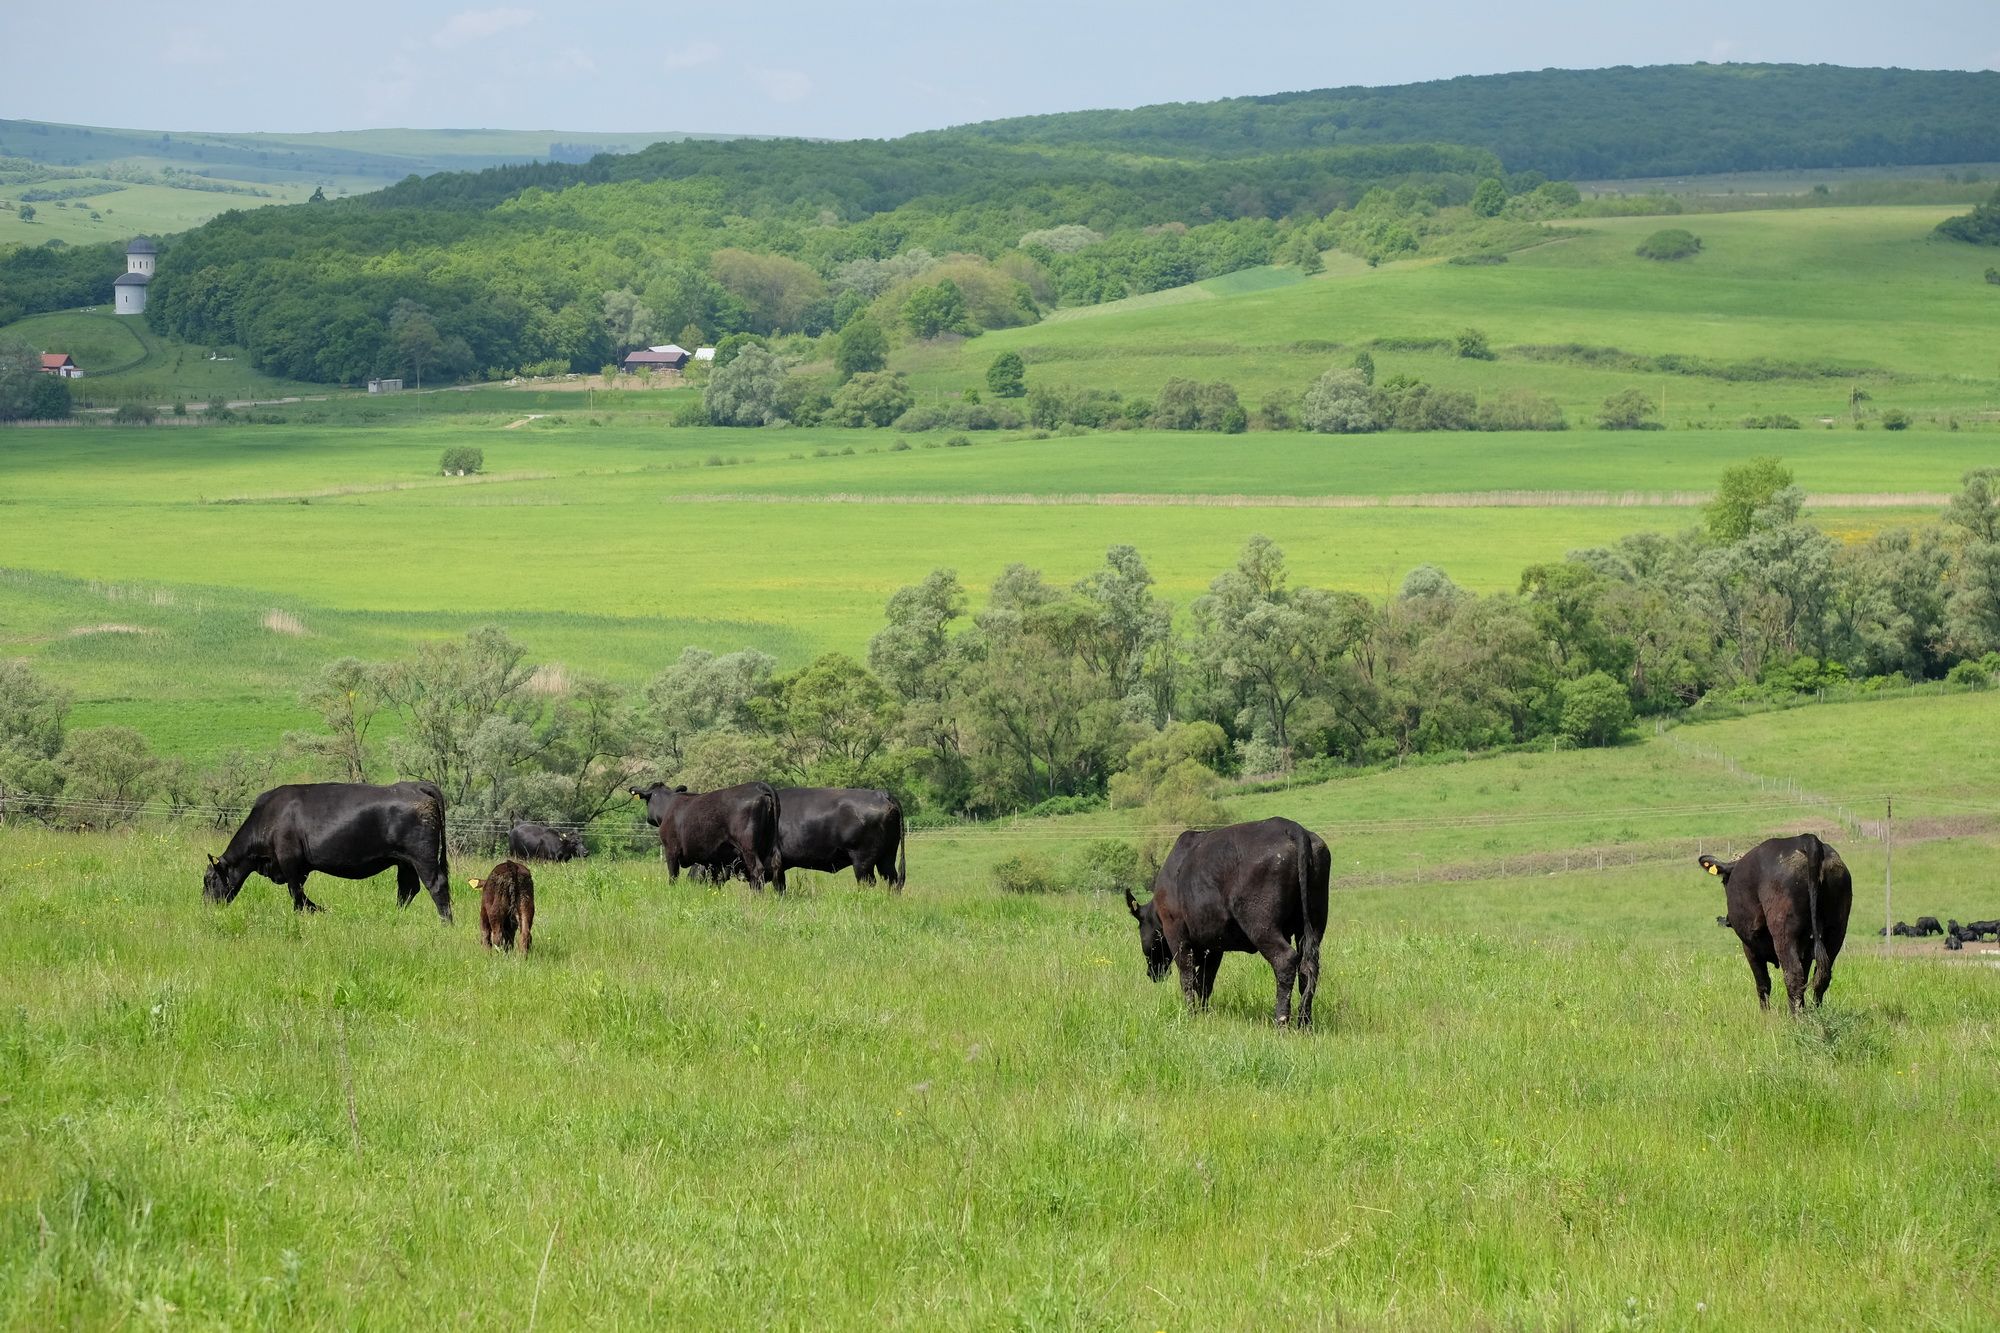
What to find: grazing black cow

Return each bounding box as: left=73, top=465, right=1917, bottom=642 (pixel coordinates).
left=1698, top=833, right=1853, bottom=1012
left=204, top=781, right=452, bottom=921
left=1125, top=816, right=1328, bottom=1028
left=509, top=822, right=587, bottom=862
left=770, top=787, right=906, bottom=890
left=1914, top=915, right=1943, bottom=937
left=470, top=860, right=535, bottom=953
left=629, top=781, right=786, bottom=893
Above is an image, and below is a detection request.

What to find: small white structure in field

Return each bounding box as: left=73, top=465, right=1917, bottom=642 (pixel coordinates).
left=113, top=236, right=155, bottom=315
left=368, top=378, right=404, bottom=394
left=693, top=346, right=716, bottom=362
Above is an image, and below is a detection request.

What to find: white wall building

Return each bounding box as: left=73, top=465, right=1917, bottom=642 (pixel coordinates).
left=113, top=236, right=155, bottom=315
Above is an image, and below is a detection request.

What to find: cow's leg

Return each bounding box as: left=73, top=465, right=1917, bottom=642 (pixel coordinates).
left=853, top=858, right=876, bottom=887
left=287, top=875, right=324, bottom=914
left=1197, top=951, right=1223, bottom=1007
left=1174, top=943, right=1203, bottom=1013
left=518, top=897, right=533, bottom=955
left=1773, top=936, right=1811, bottom=1015
left=1736, top=934, right=1772, bottom=1010
left=396, top=863, right=420, bottom=908
left=1295, top=933, right=1322, bottom=1031
left=1259, top=939, right=1302, bottom=1028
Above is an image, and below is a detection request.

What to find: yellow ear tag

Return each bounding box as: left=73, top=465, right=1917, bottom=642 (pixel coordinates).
left=1706, top=865, right=1719, bottom=875
left=468, top=878, right=482, bottom=889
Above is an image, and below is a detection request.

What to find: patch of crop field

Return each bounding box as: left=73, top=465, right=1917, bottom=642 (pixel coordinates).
left=895, top=206, right=2000, bottom=420
left=0, top=179, right=318, bottom=247
left=3, top=796, right=1998, bottom=1327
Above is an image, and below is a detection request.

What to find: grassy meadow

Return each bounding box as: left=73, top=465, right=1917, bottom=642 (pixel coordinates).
left=0, top=417, right=1973, bottom=753
left=5, top=693, right=2000, bottom=1327
left=898, top=207, right=2000, bottom=421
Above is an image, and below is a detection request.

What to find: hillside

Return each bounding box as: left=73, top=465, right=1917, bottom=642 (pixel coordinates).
left=936, top=63, right=2000, bottom=179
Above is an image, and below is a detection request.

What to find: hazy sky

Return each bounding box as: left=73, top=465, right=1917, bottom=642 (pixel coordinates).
left=3, top=0, right=1996, bottom=138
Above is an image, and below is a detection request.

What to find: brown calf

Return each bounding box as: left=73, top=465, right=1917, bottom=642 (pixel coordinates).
left=469, top=860, right=535, bottom=954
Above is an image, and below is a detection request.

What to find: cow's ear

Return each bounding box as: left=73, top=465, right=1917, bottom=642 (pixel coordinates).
left=207, top=853, right=218, bottom=868
left=1698, top=855, right=1725, bottom=877
left=675, top=784, right=688, bottom=793
left=1124, top=885, right=1141, bottom=918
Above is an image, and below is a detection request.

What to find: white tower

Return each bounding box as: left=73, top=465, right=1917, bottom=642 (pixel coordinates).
left=114, top=236, right=154, bottom=315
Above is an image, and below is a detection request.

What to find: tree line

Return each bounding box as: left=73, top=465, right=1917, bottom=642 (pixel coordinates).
left=935, top=64, right=2000, bottom=182
left=5, top=467, right=1997, bottom=838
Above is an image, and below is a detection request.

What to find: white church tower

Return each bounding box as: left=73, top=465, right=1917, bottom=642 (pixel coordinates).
left=113, top=236, right=155, bottom=315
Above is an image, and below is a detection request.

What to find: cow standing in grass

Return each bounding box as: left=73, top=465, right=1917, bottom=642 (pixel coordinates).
left=629, top=781, right=786, bottom=893
left=203, top=780, right=452, bottom=921
left=1699, top=833, right=1853, bottom=1012
left=470, top=860, right=535, bottom=953
left=1126, top=816, right=1328, bottom=1028
left=509, top=822, right=587, bottom=862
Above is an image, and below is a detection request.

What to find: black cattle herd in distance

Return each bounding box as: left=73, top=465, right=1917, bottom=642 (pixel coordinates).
left=201, top=778, right=1921, bottom=1021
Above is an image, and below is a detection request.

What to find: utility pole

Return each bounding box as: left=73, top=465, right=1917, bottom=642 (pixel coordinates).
left=1883, top=795, right=1894, bottom=952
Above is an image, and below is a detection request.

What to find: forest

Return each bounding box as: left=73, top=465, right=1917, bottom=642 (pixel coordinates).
left=937, top=63, right=2000, bottom=179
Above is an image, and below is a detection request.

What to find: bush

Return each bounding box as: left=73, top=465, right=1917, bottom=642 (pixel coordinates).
left=1635, top=228, right=1703, bottom=260
left=1476, top=390, right=1566, bottom=431
left=1946, top=659, right=1992, bottom=688
left=1880, top=408, right=1911, bottom=431
left=1453, top=327, right=1496, bottom=360
left=24, top=374, right=72, bottom=420
left=1596, top=388, right=1659, bottom=430
left=1558, top=671, right=1633, bottom=746
left=985, top=351, right=1026, bottom=398
left=1065, top=839, right=1144, bottom=896
left=112, top=403, right=158, bottom=424
left=1299, top=368, right=1378, bottom=434
left=944, top=433, right=972, bottom=448
left=439, top=445, right=484, bottom=475
left=828, top=371, right=915, bottom=427
left=1740, top=413, right=1802, bottom=429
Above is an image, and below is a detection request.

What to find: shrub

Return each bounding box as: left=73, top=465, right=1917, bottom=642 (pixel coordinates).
left=1881, top=408, right=1911, bottom=431
left=1299, top=368, right=1378, bottom=434
left=944, top=433, right=972, bottom=448
left=1476, top=390, right=1566, bottom=431
left=1635, top=228, right=1703, bottom=260
left=1259, top=392, right=1296, bottom=431
left=1559, top=672, right=1634, bottom=746
left=890, top=437, right=911, bottom=452
left=1596, top=388, right=1660, bottom=430
left=1453, top=327, right=1496, bottom=360
left=828, top=371, right=915, bottom=427
left=1986, top=267, right=2000, bottom=286
left=112, top=403, right=158, bottom=424
left=1740, top=414, right=1802, bottom=429
left=985, top=351, right=1027, bottom=398
left=1064, top=840, right=1144, bottom=896
left=1946, top=659, right=1992, bottom=688
left=439, top=445, right=483, bottom=475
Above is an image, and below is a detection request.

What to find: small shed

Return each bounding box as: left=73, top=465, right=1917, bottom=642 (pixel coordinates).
left=39, top=353, right=82, bottom=379
left=692, top=346, right=716, bottom=362
left=621, top=347, right=688, bottom=373
left=367, top=378, right=404, bottom=394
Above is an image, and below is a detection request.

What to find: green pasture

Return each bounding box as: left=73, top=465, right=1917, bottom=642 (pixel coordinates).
left=0, top=178, right=314, bottom=249
left=898, top=207, right=2000, bottom=419
left=4, top=771, right=1999, bottom=1326
left=0, top=420, right=1973, bottom=753
left=1, top=310, right=324, bottom=403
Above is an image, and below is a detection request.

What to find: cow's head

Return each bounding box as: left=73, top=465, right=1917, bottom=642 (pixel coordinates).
left=1125, top=886, right=1172, bottom=982
left=1696, top=854, right=1737, bottom=885
left=559, top=830, right=589, bottom=859
left=202, top=852, right=243, bottom=904
left=628, top=783, right=686, bottom=826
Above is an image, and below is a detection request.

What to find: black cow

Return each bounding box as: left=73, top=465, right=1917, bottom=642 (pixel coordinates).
left=1125, top=817, right=1328, bottom=1028
left=1946, top=934, right=1965, bottom=951
left=1914, top=915, right=1943, bottom=937
left=204, top=781, right=452, bottom=921
left=1698, top=833, right=1853, bottom=1012
left=771, top=787, right=906, bottom=890
left=509, top=822, right=587, bottom=862
left=1966, top=919, right=2000, bottom=942
left=629, top=781, right=786, bottom=893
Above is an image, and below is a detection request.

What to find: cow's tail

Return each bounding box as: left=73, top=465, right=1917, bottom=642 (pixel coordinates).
left=758, top=782, right=785, bottom=891
left=417, top=780, right=450, bottom=886
left=894, top=807, right=908, bottom=892
left=1292, top=820, right=1323, bottom=968
left=1805, top=834, right=1826, bottom=965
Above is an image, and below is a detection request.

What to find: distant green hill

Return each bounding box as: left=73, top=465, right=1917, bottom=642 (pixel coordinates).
left=933, top=64, right=2000, bottom=180
left=0, top=121, right=746, bottom=188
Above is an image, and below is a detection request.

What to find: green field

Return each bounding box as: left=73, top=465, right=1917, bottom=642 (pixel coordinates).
left=4, top=691, right=1999, bottom=1327
left=898, top=207, right=2000, bottom=423
left=0, top=416, right=1974, bottom=753
left=1, top=310, right=326, bottom=404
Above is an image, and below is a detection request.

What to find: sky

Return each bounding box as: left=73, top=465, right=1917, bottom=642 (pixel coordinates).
left=3, top=0, right=1996, bottom=138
